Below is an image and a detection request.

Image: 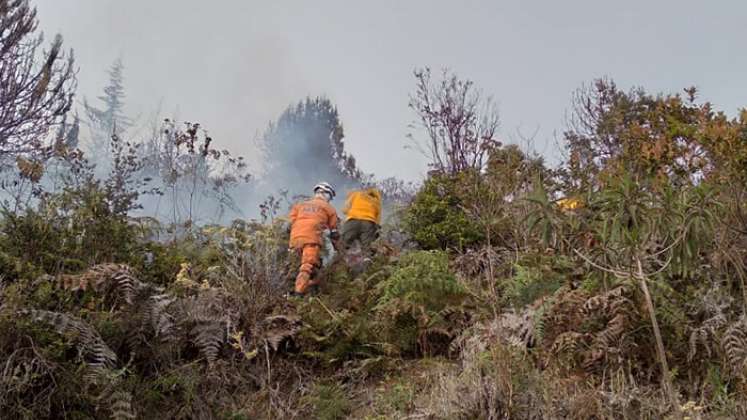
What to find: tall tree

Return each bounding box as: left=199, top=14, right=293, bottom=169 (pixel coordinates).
left=55, top=112, right=80, bottom=150
left=83, top=59, right=131, bottom=167
left=0, top=0, right=76, bottom=164
left=260, top=97, right=364, bottom=197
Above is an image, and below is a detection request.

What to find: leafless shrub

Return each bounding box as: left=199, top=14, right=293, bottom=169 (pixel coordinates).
left=143, top=119, right=251, bottom=226
left=0, top=0, right=76, bottom=161
left=0, top=349, right=53, bottom=414
left=408, top=67, right=500, bottom=175
left=216, top=220, right=294, bottom=320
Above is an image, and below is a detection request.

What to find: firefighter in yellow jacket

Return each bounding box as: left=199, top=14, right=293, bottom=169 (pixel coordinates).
left=341, top=187, right=382, bottom=252
left=556, top=197, right=584, bottom=212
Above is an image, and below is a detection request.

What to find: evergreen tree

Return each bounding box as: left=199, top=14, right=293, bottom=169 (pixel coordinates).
left=260, top=97, right=364, bottom=198
left=83, top=59, right=131, bottom=169
left=55, top=113, right=80, bottom=150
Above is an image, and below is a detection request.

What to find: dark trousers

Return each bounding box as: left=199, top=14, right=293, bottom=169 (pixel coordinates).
left=341, top=219, right=379, bottom=251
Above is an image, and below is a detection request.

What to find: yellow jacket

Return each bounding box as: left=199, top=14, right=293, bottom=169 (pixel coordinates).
left=556, top=197, right=584, bottom=211
left=343, top=188, right=382, bottom=225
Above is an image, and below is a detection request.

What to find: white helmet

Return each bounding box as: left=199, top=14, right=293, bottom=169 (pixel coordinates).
left=313, top=182, right=336, bottom=198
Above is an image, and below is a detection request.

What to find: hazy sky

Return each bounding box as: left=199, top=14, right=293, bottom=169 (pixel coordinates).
left=34, top=0, right=747, bottom=182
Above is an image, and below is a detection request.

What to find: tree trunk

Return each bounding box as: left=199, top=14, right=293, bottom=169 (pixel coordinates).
left=636, top=257, right=681, bottom=418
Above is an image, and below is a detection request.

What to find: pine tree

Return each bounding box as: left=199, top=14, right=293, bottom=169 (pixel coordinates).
left=83, top=59, right=132, bottom=169
left=55, top=113, right=80, bottom=150
left=260, top=97, right=364, bottom=198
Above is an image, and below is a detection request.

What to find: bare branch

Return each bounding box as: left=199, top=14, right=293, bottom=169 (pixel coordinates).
left=408, top=67, right=500, bottom=175
left=0, top=1, right=76, bottom=164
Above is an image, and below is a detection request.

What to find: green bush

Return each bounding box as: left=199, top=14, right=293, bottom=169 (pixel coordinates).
left=0, top=182, right=139, bottom=279
left=501, top=254, right=572, bottom=308
left=403, top=172, right=484, bottom=250
left=376, top=250, right=465, bottom=310
left=374, top=250, right=467, bottom=354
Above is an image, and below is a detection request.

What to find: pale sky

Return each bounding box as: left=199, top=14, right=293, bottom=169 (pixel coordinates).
left=34, top=0, right=747, bottom=182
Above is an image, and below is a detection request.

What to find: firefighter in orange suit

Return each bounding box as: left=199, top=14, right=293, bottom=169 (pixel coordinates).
left=287, top=182, right=340, bottom=296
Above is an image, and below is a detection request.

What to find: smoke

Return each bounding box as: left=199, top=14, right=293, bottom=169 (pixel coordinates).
left=234, top=96, right=371, bottom=220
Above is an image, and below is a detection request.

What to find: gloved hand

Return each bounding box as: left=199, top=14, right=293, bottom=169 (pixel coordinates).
left=329, top=229, right=341, bottom=252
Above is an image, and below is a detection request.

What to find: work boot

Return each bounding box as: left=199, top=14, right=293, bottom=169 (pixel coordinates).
left=286, top=291, right=306, bottom=299
left=295, top=271, right=312, bottom=295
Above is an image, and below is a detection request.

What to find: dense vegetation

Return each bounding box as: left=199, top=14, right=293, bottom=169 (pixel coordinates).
left=2, top=1, right=747, bottom=419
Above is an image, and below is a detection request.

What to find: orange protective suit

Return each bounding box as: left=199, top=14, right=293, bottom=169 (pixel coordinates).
left=288, top=197, right=339, bottom=294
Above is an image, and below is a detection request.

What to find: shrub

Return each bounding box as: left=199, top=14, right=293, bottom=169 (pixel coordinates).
left=301, top=382, right=352, bottom=420
left=374, top=250, right=468, bottom=354
left=403, top=172, right=484, bottom=251
left=501, top=254, right=572, bottom=309
left=0, top=182, right=138, bottom=279
left=376, top=250, right=465, bottom=309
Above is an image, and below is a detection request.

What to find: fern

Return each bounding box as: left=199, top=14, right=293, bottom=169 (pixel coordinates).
left=551, top=331, right=585, bottom=356
left=180, top=290, right=239, bottom=366
left=371, top=251, right=468, bottom=354
left=722, top=318, right=747, bottom=377
left=437, top=306, right=471, bottom=332
left=532, top=302, right=548, bottom=346
left=57, top=264, right=176, bottom=357
left=110, top=390, right=136, bottom=420
left=376, top=250, right=466, bottom=310
left=583, top=286, right=635, bottom=371
left=594, top=313, right=628, bottom=349
left=148, top=293, right=176, bottom=340
left=110, top=268, right=138, bottom=305
left=262, top=314, right=302, bottom=352
left=503, top=263, right=563, bottom=308
left=21, top=309, right=117, bottom=370
left=539, top=284, right=638, bottom=372
left=19, top=309, right=134, bottom=418
left=59, top=263, right=145, bottom=306
left=418, top=326, right=453, bottom=356
left=688, top=286, right=732, bottom=362
left=497, top=308, right=535, bottom=349
left=191, top=322, right=223, bottom=365
left=187, top=299, right=226, bottom=365
left=122, top=289, right=176, bottom=353
left=540, top=287, right=588, bottom=352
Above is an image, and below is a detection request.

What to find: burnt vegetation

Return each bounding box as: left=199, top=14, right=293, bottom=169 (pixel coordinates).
left=3, top=1, right=747, bottom=419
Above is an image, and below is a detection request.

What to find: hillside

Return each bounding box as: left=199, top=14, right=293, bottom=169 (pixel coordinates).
left=3, top=2, right=747, bottom=418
